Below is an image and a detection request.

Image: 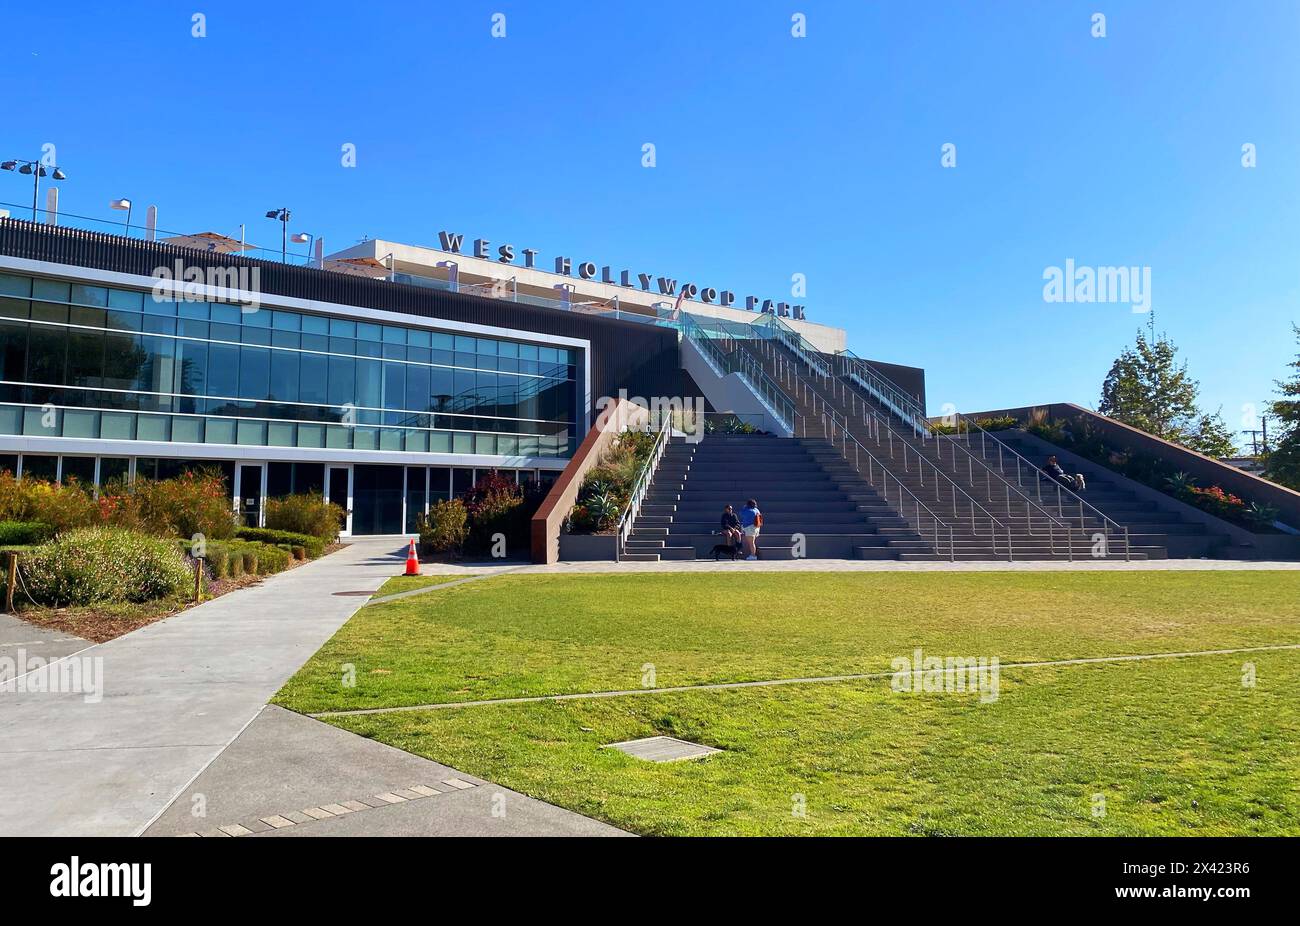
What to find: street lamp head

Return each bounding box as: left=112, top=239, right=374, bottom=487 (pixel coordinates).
left=51, top=169, right=66, bottom=181
left=0, top=161, right=16, bottom=171
left=265, top=209, right=280, bottom=219
left=110, top=198, right=131, bottom=211
left=290, top=232, right=311, bottom=244
left=17, top=163, right=33, bottom=175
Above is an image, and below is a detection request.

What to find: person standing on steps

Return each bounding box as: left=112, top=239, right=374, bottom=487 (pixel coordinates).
left=739, top=498, right=763, bottom=560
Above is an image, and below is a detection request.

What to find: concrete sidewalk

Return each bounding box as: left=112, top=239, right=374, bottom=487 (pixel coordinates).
left=0, top=613, right=88, bottom=684
left=145, top=705, right=626, bottom=837
left=0, top=538, right=411, bottom=836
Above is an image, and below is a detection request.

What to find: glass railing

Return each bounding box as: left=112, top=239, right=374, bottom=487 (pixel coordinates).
left=680, top=313, right=799, bottom=433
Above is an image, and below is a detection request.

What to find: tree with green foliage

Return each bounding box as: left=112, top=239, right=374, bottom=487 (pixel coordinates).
left=1266, top=324, right=1300, bottom=488
left=1098, top=325, right=1237, bottom=458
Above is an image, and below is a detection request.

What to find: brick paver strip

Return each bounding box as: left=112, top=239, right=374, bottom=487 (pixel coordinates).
left=313, top=642, right=1300, bottom=718
left=184, top=783, right=470, bottom=837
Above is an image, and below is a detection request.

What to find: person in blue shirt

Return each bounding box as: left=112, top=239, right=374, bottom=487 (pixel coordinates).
left=739, top=498, right=762, bottom=560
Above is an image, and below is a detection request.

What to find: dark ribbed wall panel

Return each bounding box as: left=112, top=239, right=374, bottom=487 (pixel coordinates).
left=0, top=219, right=681, bottom=425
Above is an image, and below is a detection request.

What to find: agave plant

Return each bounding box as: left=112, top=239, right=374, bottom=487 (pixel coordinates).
left=585, top=491, right=621, bottom=531
left=1244, top=502, right=1279, bottom=529
left=1163, top=471, right=1198, bottom=496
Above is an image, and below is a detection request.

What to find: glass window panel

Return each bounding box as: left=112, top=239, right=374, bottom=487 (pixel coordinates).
left=354, top=358, right=381, bottom=409
left=357, top=322, right=381, bottom=343
left=210, top=303, right=241, bottom=324
left=139, top=335, right=176, bottom=395
left=205, top=417, right=236, bottom=444
left=267, top=421, right=296, bottom=447
left=0, top=320, right=28, bottom=381
left=429, top=431, right=451, bottom=453
left=476, top=371, right=497, bottom=417
left=353, top=427, right=377, bottom=450
left=30, top=301, right=68, bottom=323
left=405, top=429, right=428, bottom=452
left=272, top=310, right=301, bottom=331
left=21, top=453, right=58, bottom=480
left=206, top=343, right=240, bottom=398
left=238, top=347, right=270, bottom=400
left=210, top=322, right=240, bottom=342
left=242, top=307, right=270, bottom=327
left=101, top=411, right=136, bottom=440
left=70, top=304, right=106, bottom=327
left=407, top=329, right=430, bottom=348
left=300, top=332, right=328, bottom=352
left=62, top=409, right=99, bottom=438
left=26, top=325, right=67, bottom=384
left=0, top=274, right=32, bottom=297
left=301, top=314, right=329, bottom=335
left=328, top=318, right=355, bottom=337
left=236, top=419, right=266, bottom=445
left=296, top=423, right=325, bottom=448
left=33, top=279, right=70, bottom=302
left=240, top=326, right=271, bottom=345
left=66, top=330, right=104, bottom=388
left=379, top=428, right=402, bottom=451
left=70, top=284, right=108, bottom=307
left=172, top=416, right=204, bottom=443
left=0, top=407, right=19, bottom=435
left=137, top=414, right=170, bottom=442
left=271, top=330, right=299, bottom=349
left=175, top=339, right=207, bottom=398
left=267, top=461, right=293, bottom=497
left=325, top=424, right=350, bottom=449
left=429, top=367, right=454, bottom=411
left=143, top=297, right=178, bottom=316
left=299, top=353, right=328, bottom=405
left=141, top=315, right=176, bottom=335
left=0, top=296, right=30, bottom=320
left=107, top=310, right=142, bottom=332
left=98, top=457, right=129, bottom=485
left=327, top=357, right=356, bottom=410
left=382, top=362, right=405, bottom=411
left=269, top=350, right=299, bottom=403
left=357, top=339, right=382, bottom=359
left=453, top=432, right=473, bottom=454
left=178, top=300, right=210, bottom=319
left=405, top=365, right=430, bottom=413
left=382, top=325, right=406, bottom=344
left=106, top=288, right=143, bottom=310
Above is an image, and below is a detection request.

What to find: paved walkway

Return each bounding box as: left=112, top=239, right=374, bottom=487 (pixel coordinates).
left=0, top=613, right=88, bottom=684
left=0, top=539, right=613, bottom=837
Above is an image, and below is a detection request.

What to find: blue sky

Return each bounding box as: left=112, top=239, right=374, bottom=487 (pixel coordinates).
left=3, top=1, right=1297, bottom=443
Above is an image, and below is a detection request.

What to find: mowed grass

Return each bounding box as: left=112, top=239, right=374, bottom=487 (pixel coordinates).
left=325, top=653, right=1300, bottom=836
left=372, top=574, right=473, bottom=597
left=274, top=571, right=1300, bottom=713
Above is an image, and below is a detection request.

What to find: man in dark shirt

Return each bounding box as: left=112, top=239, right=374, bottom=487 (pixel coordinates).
left=1043, top=455, right=1086, bottom=492
left=720, top=505, right=742, bottom=549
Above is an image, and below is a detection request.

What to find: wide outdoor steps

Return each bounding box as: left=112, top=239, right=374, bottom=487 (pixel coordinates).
left=736, top=338, right=1167, bottom=560
left=624, top=433, right=930, bottom=561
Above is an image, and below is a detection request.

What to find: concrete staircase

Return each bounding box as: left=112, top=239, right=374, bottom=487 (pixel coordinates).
left=622, top=433, right=933, bottom=561
left=737, top=339, right=1162, bottom=560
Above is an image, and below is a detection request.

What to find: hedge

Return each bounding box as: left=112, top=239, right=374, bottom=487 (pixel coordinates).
left=235, top=527, right=325, bottom=559
left=0, top=520, right=55, bottom=546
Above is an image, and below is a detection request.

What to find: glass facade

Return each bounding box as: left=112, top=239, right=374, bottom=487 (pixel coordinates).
left=0, top=273, right=580, bottom=458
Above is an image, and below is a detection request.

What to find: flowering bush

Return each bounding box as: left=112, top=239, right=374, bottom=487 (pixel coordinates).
left=0, top=472, right=99, bottom=532
left=20, top=528, right=192, bottom=606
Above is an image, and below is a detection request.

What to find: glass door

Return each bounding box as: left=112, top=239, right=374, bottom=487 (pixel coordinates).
left=235, top=463, right=265, bottom=528
left=326, top=465, right=353, bottom=537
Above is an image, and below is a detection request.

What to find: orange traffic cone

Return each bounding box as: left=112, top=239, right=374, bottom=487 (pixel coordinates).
left=404, top=538, right=420, bottom=576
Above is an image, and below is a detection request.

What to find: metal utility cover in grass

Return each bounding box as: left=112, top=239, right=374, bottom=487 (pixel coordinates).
left=604, top=736, right=721, bottom=762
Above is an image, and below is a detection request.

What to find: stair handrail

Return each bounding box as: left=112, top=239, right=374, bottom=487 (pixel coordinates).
left=942, top=413, right=1133, bottom=561
left=762, top=342, right=1083, bottom=560
left=750, top=313, right=932, bottom=438
left=812, top=412, right=1003, bottom=562
left=680, top=313, right=801, bottom=434
left=615, top=413, right=674, bottom=562
left=798, top=368, right=1082, bottom=560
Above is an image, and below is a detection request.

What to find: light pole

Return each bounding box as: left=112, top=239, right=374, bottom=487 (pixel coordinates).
left=110, top=198, right=133, bottom=235
left=290, top=231, right=314, bottom=264
left=265, top=207, right=291, bottom=262
left=1, top=157, right=68, bottom=220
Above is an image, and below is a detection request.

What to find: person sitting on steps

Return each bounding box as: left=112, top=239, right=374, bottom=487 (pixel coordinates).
left=739, top=498, right=763, bottom=560
left=1042, top=455, right=1086, bottom=492
left=720, top=505, right=743, bottom=551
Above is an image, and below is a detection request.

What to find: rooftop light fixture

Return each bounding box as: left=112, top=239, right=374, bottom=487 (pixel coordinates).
left=265, top=207, right=292, bottom=263
left=109, top=198, right=133, bottom=235
left=1, top=156, right=67, bottom=219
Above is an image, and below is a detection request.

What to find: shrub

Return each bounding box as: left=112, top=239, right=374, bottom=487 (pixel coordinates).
left=126, top=471, right=237, bottom=540
left=19, top=528, right=192, bottom=606
left=206, top=545, right=231, bottom=579
left=418, top=499, right=468, bottom=555
left=236, top=527, right=325, bottom=558
left=240, top=549, right=259, bottom=576
left=462, top=471, right=527, bottom=554
left=0, top=520, right=55, bottom=546
left=0, top=472, right=99, bottom=532
left=265, top=494, right=342, bottom=541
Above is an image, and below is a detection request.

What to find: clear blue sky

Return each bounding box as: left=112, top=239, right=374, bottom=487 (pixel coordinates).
left=3, top=1, right=1297, bottom=445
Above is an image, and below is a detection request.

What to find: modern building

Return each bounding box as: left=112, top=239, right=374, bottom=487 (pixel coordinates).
left=0, top=216, right=900, bottom=536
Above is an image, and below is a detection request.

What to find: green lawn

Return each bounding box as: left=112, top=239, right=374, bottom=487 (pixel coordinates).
left=372, top=574, right=471, bottom=597
left=274, top=571, right=1300, bottom=836
left=274, top=572, right=1300, bottom=713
